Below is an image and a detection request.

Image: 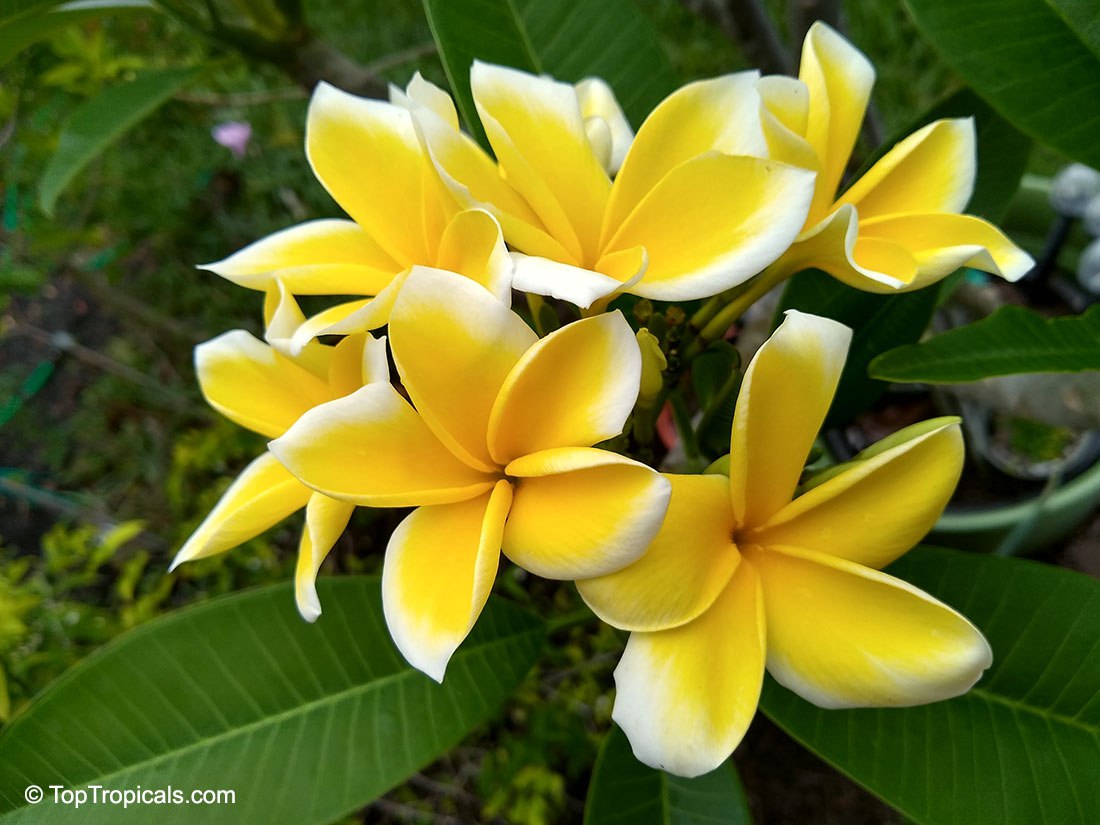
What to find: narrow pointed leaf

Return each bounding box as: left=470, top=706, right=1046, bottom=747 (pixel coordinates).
left=760, top=546, right=1100, bottom=825
left=871, top=304, right=1100, bottom=383
left=0, top=577, right=545, bottom=824
left=585, top=726, right=752, bottom=825
left=38, top=67, right=200, bottom=216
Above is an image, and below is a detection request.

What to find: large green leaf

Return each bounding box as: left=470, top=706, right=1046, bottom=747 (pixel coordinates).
left=0, top=0, right=155, bottom=67
left=422, top=0, right=677, bottom=145
left=0, top=0, right=57, bottom=25
left=584, top=726, right=752, bottom=825
left=775, top=271, right=941, bottom=426
left=871, top=304, right=1100, bottom=383
left=903, top=0, right=1100, bottom=168
left=760, top=546, right=1100, bottom=825
left=0, top=577, right=545, bottom=824
left=38, top=67, right=200, bottom=216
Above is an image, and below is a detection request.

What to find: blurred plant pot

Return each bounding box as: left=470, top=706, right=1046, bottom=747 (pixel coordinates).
left=930, top=455, right=1100, bottom=555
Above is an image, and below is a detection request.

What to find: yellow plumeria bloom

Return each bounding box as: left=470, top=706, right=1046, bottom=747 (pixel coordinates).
left=200, top=80, right=512, bottom=351
left=405, top=63, right=816, bottom=306
left=577, top=310, right=992, bottom=777
left=758, top=22, right=1032, bottom=292
left=170, top=285, right=390, bottom=621
left=270, top=267, right=671, bottom=681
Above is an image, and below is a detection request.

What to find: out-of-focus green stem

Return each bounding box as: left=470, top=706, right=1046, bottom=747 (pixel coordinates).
left=685, top=261, right=794, bottom=359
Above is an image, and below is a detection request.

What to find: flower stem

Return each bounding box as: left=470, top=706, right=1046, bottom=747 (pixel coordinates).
left=684, top=262, right=794, bottom=360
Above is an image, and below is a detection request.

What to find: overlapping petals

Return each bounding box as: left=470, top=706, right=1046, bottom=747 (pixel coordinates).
left=582, top=310, right=991, bottom=777
left=172, top=310, right=391, bottom=622
left=408, top=64, right=816, bottom=304
left=272, top=267, right=670, bottom=680
left=760, top=21, right=1032, bottom=291
left=200, top=81, right=513, bottom=350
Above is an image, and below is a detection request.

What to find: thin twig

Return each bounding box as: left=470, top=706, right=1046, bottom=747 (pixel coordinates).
left=681, top=0, right=792, bottom=75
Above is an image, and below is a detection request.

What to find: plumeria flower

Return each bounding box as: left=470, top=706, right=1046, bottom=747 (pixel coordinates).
left=757, top=22, right=1032, bottom=292
left=270, top=267, right=671, bottom=681
left=170, top=284, right=389, bottom=621
left=200, top=81, right=512, bottom=352
left=577, top=310, right=992, bottom=778
left=403, top=64, right=816, bottom=307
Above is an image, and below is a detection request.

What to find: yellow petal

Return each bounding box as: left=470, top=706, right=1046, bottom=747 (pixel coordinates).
left=170, top=452, right=311, bottom=568
left=605, top=72, right=766, bottom=236
left=751, top=543, right=992, bottom=708
left=488, top=311, right=640, bottom=464
left=435, top=209, right=514, bottom=305
left=603, top=153, right=816, bottom=300
left=799, top=21, right=875, bottom=212
left=501, top=448, right=670, bottom=580
left=860, top=212, right=1035, bottom=288
left=289, top=270, right=410, bottom=354
left=409, top=94, right=569, bottom=260
left=730, top=310, right=851, bottom=527
left=575, top=77, right=634, bottom=175
left=389, top=267, right=536, bottom=471
left=577, top=474, right=739, bottom=631
left=262, top=282, right=332, bottom=378
left=837, top=119, right=976, bottom=220
left=472, top=61, right=611, bottom=264
left=269, top=384, right=495, bottom=507
left=390, top=71, right=459, bottom=130
left=779, top=205, right=916, bottom=291
left=195, top=330, right=333, bottom=439
left=306, top=82, right=429, bottom=264
left=295, top=493, right=356, bottom=622
left=510, top=253, right=628, bottom=309
left=611, top=562, right=765, bottom=778
left=757, top=76, right=821, bottom=194
left=325, top=333, right=389, bottom=398
left=752, top=418, right=963, bottom=569
left=382, top=480, right=511, bottom=681
left=200, top=219, right=399, bottom=295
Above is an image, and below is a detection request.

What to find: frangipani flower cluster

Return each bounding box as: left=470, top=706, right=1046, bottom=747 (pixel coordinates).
left=175, top=22, right=1020, bottom=778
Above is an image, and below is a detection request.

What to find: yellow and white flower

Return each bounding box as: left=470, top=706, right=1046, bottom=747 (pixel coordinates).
left=577, top=310, right=992, bottom=777
left=270, top=267, right=671, bottom=681
left=760, top=22, right=1033, bottom=292
left=404, top=64, right=817, bottom=306
left=200, top=81, right=512, bottom=351
left=170, top=285, right=390, bottom=621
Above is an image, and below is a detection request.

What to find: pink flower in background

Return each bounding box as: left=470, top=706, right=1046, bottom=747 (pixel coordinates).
left=212, top=121, right=252, bottom=158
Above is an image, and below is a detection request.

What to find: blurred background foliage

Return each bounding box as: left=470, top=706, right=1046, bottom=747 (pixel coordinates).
left=0, top=0, right=1081, bottom=822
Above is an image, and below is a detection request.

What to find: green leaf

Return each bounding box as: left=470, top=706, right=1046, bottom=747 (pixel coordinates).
left=584, top=726, right=752, bottom=825
left=1046, top=0, right=1100, bottom=61
left=903, top=0, right=1100, bottom=168
left=871, top=304, right=1100, bottom=383
left=760, top=546, right=1100, bottom=825
left=0, top=0, right=57, bottom=25
left=691, top=341, right=742, bottom=457
left=0, top=1, right=154, bottom=66
left=422, top=0, right=677, bottom=146
left=775, top=271, right=941, bottom=426
left=0, top=577, right=545, bottom=824
left=38, top=67, right=200, bottom=216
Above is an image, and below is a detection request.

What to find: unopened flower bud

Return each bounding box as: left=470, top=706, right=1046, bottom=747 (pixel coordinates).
left=636, top=329, right=667, bottom=406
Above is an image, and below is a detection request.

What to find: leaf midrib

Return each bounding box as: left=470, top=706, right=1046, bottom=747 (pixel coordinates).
left=0, top=629, right=538, bottom=817
left=970, top=685, right=1100, bottom=739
